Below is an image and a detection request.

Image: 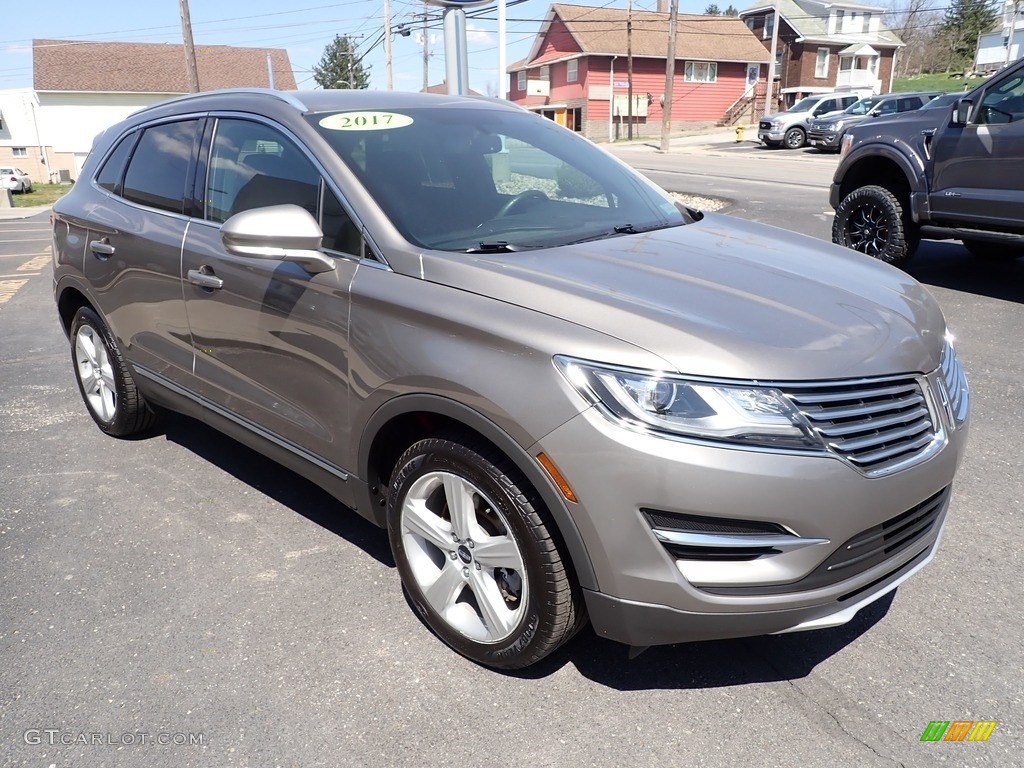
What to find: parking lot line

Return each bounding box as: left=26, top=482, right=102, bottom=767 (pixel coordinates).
left=17, top=253, right=51, bottom=271
left=0, top=278, right=29, bottom=307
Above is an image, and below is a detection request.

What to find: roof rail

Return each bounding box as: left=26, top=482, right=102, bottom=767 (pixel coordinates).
left=131, top=88, right=308, bottom=116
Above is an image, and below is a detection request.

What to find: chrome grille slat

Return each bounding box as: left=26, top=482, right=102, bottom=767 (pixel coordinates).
left=779, top=376, right=937, bottom=473
left=814, top=405, right=930, bottom=437
left=829, top=421, right=932, bottom=453
left=847, top=432, right=935, bottom=466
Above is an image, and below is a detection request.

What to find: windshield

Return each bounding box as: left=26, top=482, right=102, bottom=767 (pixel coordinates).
left=789, top=97, right=820, bottom=112
left=307, top=106, right=688, bottom=251
left=845, top=98, right=881, bottom=116
left=921, top=93, right=960, bottom=110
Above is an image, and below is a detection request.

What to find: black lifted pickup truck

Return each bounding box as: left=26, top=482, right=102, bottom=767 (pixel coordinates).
left=830, top=58, right=1024, bottom=268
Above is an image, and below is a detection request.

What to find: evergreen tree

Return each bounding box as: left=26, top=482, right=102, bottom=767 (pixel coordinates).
left=704, top=3, right=722, bottom=14
left=724, top=4, right=739, bottom=14
left=938, top=0, right=998, bottom=71
left=313, top=35, right=371, bottom=90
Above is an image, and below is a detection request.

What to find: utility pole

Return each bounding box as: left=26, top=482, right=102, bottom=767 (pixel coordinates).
left=499, top=0, right=508, bottom=98
left=660, top=0, right=679, bottom=151
left=384, top=0, right=394, bottom=90
left=178, top=0, right=200, bottom=92
left=765, top=5, right=779, bottom=115
left=422, top=11, right=430, bottom=91
left=627, top=0, right=634, bottom=140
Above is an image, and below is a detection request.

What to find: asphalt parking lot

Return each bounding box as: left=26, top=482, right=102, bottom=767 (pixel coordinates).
left=1, top=156, right=1022, bottom=768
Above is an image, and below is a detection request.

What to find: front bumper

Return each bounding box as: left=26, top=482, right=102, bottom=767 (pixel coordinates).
left=758, top=128, right=784, bottom=143
left=537, top=387, right=968, bottom=647
left=808, top=131, right=841, bottom=149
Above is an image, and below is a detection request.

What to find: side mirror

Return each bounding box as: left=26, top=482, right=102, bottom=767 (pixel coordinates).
left=221, top=204, right=335, bottom=274
left=954, top=98, right=973, bottom=125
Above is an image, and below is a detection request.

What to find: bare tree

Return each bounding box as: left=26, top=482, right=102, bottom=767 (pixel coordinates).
left=887, top=0, right=943, bottom=76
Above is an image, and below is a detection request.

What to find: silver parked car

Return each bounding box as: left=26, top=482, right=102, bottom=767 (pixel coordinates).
left=52, top=89, right=969, bottom=669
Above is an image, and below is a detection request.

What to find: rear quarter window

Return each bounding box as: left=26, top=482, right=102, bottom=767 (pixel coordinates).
left=95, top=132, right=139, bottom=195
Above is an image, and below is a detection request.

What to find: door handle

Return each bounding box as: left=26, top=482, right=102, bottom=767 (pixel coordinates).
left=187, top=268, right=224, bottom=290
left=89, top=239, right=115, bottom=258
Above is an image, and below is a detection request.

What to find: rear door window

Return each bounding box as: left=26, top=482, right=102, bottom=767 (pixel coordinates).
left=122, top=121, right=200, bottom=214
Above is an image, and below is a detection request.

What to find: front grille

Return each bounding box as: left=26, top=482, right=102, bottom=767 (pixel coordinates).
left=940, top=342, right=969, bottom=425
left=779, top=377, right=936, bottom=474
left=700, top=487, right=949, bottom=596
left=759, top=120, right=771, bottom=130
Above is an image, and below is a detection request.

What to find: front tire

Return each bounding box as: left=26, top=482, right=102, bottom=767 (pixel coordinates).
left=832, top=185, right=920, bottom=267
left=387, top=436, right=582, bottom=669
left=70, top=306, right=159, bottom=436
left=783, top=126, right=806, bottom=149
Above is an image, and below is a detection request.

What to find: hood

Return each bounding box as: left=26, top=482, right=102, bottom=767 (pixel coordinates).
left=418, top=214, right=946, bottom=381
left=761, top=110, right=805, bottom=122
left=815, top=113, right=866, bottom=128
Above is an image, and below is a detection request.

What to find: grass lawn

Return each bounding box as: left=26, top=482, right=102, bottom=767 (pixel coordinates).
left=12, top=183, right=73, bottom=208
left=892, top=72, right=990, bottom=93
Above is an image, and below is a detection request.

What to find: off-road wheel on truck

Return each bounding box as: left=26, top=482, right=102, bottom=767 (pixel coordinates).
left=832, top=185, right=920, bottom=268
left=387, top=436, right=583, bottom=669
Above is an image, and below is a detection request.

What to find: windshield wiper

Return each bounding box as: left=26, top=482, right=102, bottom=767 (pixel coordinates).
left=613, top=224, right=638, bottom=234
left=563, top=223, right=665, bottom=246
left=465, top=241, right=521, bottom=253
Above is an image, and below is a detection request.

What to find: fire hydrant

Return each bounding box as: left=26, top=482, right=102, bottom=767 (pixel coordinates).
left=735, top=124, right=745, bottom=143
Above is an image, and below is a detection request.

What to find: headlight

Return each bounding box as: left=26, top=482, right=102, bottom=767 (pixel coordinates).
left=830, top=120, right=845, bottom=132
left=555, top=357, right=824, bottom=450
left=840, top=134, right=855, bottom=157
left=770, top=120, right=783, bottom=129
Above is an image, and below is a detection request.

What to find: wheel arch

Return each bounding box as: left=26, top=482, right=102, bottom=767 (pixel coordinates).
left=56, top=283, right=96, bottom=338
left=835, top=149, right=922, bottom=221
left=358, top=394, right=598, bottom=591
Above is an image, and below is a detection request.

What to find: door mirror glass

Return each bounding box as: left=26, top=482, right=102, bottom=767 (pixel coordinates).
left=955, top=99, right=973, bottom=125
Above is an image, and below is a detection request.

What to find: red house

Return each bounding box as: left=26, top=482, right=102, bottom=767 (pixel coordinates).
left=508, top=4, right=770, bottom=140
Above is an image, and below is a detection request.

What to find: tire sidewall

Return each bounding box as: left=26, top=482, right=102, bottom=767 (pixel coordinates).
left=70, top=307, right=129, bottom=434
left=784, top=127, right=805, bottom=149
left=387, top=440, right=548, bottom=667
left=832, top=186, right=913, bottom=266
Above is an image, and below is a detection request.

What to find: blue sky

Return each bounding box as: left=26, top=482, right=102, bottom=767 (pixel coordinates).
left=0, top=0, right=716, bottom=96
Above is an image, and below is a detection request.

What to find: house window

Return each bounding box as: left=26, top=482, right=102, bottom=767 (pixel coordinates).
left=839, top=57, right=852, bottom=72
left=863, top=12, right=872, bottom=31
left=540, top=65, right=550, bottom=82
left=835, top=9, right=844, bottom=32
left=12, top=147, right=28, bottom=157
left=517, top=70, right=526, bottom=91
left=746, top=18, right=755, bottom=30
left=764, top=12, right=775, bottom=39
left=849, top=12, right=859, bottom=32
left=815, top=48, right=830, bottom=79
left=684, top=61, right=718, bottom=83
left=567, top=59, right=578, bottom=83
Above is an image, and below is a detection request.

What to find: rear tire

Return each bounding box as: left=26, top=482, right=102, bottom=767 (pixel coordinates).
left=387, top=436, right=582, bottom=669
left=70, top=306, right=159, bottom=436
left=832, top=185, right=920, bottom=268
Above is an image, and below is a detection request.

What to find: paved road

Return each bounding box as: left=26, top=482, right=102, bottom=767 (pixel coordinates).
left=1, top=158, right=1022, bottom=768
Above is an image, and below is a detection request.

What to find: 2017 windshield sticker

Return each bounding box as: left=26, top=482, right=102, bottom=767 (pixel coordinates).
left=319, top=112, right=413, bottom=131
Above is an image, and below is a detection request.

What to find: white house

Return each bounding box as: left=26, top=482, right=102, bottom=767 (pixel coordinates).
left=2, top=39, right=296, bottom=184
left=0, top=90, right=50, bottom=183
left=975, top=1, right=1024, bottom=73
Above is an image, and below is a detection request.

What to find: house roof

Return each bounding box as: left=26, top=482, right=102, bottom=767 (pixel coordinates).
left=33, top=39, right=297, bottom=93
left=518, top=4, right=770, bottom=69
left=739, top=0, right=903, bottom=47
left=422, top=82, right=484, bottom=96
